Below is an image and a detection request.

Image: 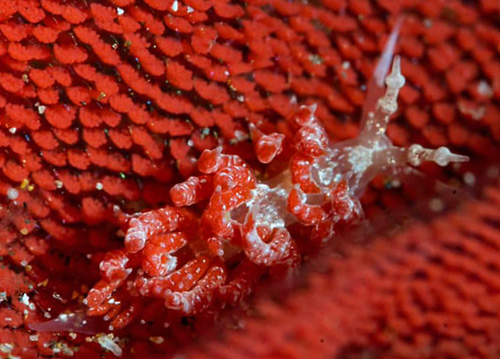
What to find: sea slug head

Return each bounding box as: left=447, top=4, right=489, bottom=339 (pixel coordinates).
left=319, top=55, right=469, bottom=199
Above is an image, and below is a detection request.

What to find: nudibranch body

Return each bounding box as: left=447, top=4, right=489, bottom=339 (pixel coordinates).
left=29, top=21, right=468, bottom=333
left=77, top=52, right=468, bottom=331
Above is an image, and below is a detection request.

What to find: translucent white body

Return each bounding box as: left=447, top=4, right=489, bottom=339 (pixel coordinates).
left=248, top=55, right=468, bottom=239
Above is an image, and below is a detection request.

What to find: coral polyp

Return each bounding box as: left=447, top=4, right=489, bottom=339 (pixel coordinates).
left=84, top=53, right=468, bottom=329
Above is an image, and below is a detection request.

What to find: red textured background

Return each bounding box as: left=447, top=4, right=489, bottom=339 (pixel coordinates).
left=0, top=0, right=499, bottom=358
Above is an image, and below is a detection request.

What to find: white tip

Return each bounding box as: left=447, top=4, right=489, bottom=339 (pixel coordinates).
left=408, top=144, right=469, bottom=167
left=433, top=147, right=469, bottom=167
left=385, top=56, right=405, bottom=90
left=374, top=17, right=404, bottom=87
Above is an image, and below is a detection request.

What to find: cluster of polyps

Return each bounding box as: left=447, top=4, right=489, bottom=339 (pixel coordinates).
left=85, top=56, right=468, bottom=328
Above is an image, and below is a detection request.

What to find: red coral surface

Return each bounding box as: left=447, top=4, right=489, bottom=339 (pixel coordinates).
left=0, top=0, right=498, bottom=358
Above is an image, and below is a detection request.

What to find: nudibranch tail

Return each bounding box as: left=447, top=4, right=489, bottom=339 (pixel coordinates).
left=28, top=310, right=101, bottom=335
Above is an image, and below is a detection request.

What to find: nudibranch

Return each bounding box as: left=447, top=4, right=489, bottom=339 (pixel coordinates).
left=26, top=19, right=470, bottom=333
left=76, top=51, right=469, bottom=330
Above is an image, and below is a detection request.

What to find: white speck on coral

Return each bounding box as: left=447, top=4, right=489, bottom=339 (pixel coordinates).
left=96, top=334, right=123, bottom=357
left=29, top=334, right=39, bottom=342
left=0, top=343, right=14, bottom=353
left=38, top=105, right=47, bottom=114
left=429, top=198, right=444, bottom=212
left=477, top=80, right=493, bottom=98
left=390, top=178, right=401, bottom=188
left=7, top=188, right=18, bottom=200
left=463, top=172, right=476, bottom=186
left=20, top=293, right=30, bottom=306
left=171, top=0, right=178, bottom=12
left=149, top=336, right=165, bottom=344
left=458, top=101, right=486, bottom=120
